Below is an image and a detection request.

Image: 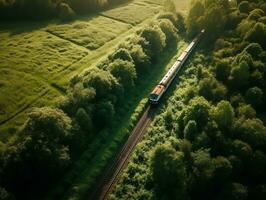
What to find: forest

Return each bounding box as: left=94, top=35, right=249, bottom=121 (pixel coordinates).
left=111, top=0, right=266, bottom=199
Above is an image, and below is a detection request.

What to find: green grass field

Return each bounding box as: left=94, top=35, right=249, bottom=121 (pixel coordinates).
left=46, top=16, right=132, bottom=50
left=101, top=3, right=160, bottom=25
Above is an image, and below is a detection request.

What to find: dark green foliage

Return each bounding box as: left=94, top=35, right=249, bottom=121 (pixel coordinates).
left=151, top=144, right=187, bottom=200
left=186, top=0, right=205, bottom=37
left=75, top=108, right=92, bottom=132
left=183, top=96, right=211, bottom=128
left=212, top=156, right=232, bottom=184
left=245, top=22, right=266, bottom=48
left=184, top=120, right=198, bottom=141
left=0, top=0, right=129, bottom=20
left=245, top=87, right=263, bottom=107
left=59, top=2, right=75, bottom=21
left=220, top=183, right=248, bottom=200
left=198, top=77, right=227, bottom=102
left=233, top=118, right=266, bottom=149
left=229, top=61, right=250, bottom=89
left=215, top=58, right=231, bottom=82
left=212, top=101, right=235, bottom=130
left=94, top=100, right=115, bottom=127
left=238, top=1, right=250, bottom=13
left=0, top=187, right=14, bottom=200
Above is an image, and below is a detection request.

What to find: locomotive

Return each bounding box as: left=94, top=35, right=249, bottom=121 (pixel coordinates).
left=149, top=30, right=205, bottom=104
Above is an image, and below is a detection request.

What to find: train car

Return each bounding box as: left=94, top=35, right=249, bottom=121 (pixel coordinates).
left=149, top=30, right=204, bottom=105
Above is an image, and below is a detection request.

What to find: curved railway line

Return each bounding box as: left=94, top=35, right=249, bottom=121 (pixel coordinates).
left=90, top=30, right=205, bottom=200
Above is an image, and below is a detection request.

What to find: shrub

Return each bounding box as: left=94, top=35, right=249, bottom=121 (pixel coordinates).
left=245, top=87, right=263, bottom=107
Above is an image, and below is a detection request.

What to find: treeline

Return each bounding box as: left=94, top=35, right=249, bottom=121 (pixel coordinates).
left=111, top=0, right=266, bottom=200
left=0, top=12, right=184, bottom=199
left=0, top=0, right=128, bottom=20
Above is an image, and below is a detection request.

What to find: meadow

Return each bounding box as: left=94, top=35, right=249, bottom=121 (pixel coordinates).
left=100, top=3, right=160, bottom=25
left=0, top=0, right=163, bottom=141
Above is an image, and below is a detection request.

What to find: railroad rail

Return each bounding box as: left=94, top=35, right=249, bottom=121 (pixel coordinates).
left=89, top=106, right=156, bottom=200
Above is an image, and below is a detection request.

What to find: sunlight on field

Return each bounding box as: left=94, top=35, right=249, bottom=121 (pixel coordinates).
left=101, top=3, right=160, bottom=25
left=46, top=16, right=132, bottom=50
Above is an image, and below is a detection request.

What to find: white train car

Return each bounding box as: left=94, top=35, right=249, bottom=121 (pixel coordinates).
left=149, top=30, right=205, bottom=104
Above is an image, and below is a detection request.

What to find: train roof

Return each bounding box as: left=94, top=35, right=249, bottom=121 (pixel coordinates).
left=178, top=52, right=188, bottom=61
left=151, top=85, right=165, bottom=95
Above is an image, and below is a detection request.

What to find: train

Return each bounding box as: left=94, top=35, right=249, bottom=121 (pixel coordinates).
left=149, top=29, right=205, bottom=105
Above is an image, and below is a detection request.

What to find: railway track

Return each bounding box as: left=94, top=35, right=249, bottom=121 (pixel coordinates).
left=89, top=105, right=156, bottom=200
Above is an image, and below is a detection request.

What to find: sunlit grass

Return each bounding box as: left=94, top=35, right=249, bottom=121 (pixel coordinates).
left=46, top=16, right=132, bottom=50
left=101, top=3, right=160, bottom=25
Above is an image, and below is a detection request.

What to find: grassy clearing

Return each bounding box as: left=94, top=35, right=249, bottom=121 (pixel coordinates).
left=46, top=16, right=132, bottom=50
left=101, top=3, right=160, bottom=25
left=0, top=30, right=88, bottom=139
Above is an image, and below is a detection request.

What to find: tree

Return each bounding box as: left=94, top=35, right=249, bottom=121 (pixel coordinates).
left=236, top=103, right=256, bottom=119
left=128, top=44, right=151, bottom=74
left=94, top=100, right=115, bottom=127
left=111, top=48, right=133, bottom=62
left=215, top=58, right=231, bottom=82
left=220, top=183, right=248, bottom=200
left=82, top=67, right=122, bottom=103
left=212, top=156, right=232, bottom=184
left=198, top=77, right=227, bottom=102
left=109, top=59, right=137, bottom=89
left=233, top=118, right=266, bottom=149
left=186, top=0, right=205, bottom=37
left=212, top=101, right=235, bottom=130
left=229, top=61, right=250, bottom=89
left=159, top=19, right=178, bottom=45
left=202, top=4, right=227, bottom=40
left=184, top=120, right=198, bottom=141
left=151, top=144, right=187, bottom=200
left=183, top=96, right=211, bottom=129
left=238, top=1, right=250, bottom=13
left=75, top=108, right=92, bottom=132
left=245, top=22, right=266, bottom=48
left=245, top=87, right=263, bottom=107
left=140, top=26, right=166, bottom=59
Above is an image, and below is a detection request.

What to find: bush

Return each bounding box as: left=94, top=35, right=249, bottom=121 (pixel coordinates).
left=245, top=87, right=263, bottom=107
